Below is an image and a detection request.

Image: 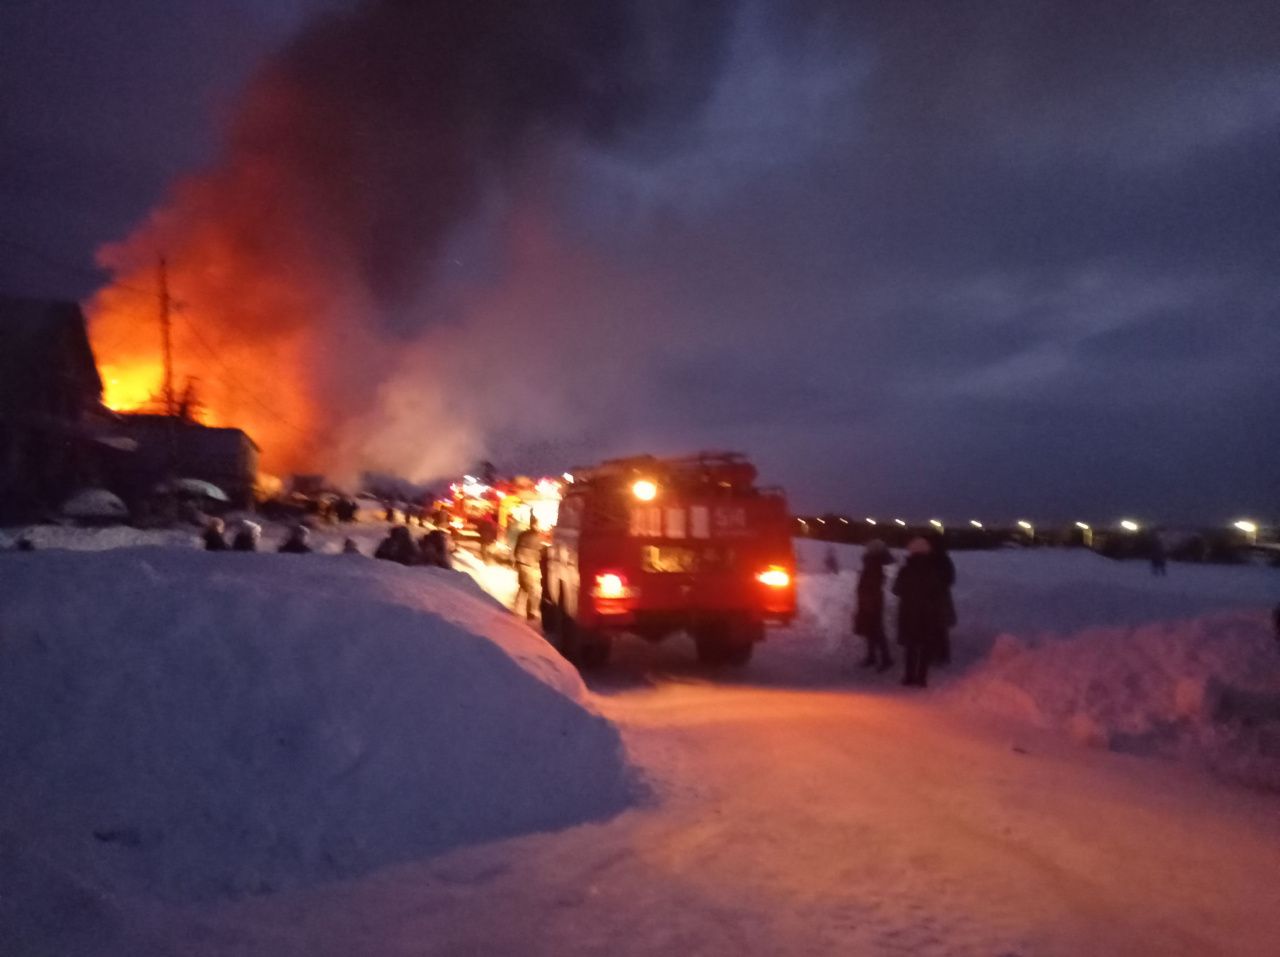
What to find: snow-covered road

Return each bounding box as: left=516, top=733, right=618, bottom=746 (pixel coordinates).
left=136, top=548, right=1279, bottom=957
left=5, top=530, right=1277, bottom=955
left=153, top=664, right=1280, bottom=956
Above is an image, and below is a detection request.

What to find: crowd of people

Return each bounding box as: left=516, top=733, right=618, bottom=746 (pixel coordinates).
left=372, top=522, right=453, bottom=569
left=199, top=514, right=453, bottom=568
left=852, top=532, right=957, bottom=689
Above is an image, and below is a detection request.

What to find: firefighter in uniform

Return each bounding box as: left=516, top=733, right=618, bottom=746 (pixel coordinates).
left=513, top=517, right=543, bottom=621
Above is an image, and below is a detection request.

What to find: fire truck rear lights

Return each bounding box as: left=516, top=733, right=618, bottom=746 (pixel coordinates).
left=593, top=572, right=628, bottom=599
left=756, top=566, right=791, bottom=588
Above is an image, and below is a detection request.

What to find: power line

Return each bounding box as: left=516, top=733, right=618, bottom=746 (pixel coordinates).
left=176, top=314, right=315, bottom=440
left=2, top=234, right=314, bottom=440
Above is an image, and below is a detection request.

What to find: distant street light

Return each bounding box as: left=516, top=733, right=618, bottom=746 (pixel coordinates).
left=1120, top=519, right=1140, bottom=532
left=839, top=517, right=849, bottom=524
left=969, top=520, right=983, bottom=529
left=894, top=518, right=907, bottom=527
left=929, top=519, right=943, bottom=529
left=1017, top=520, right=1033, bottom=532
left=1075, top=521, right=1094, bottom=547
left=866, top=517, right=877, bottom=525
left=1075, top=521, right=1090, bottom=530
left=1233, top=519, right=1258, bottom=545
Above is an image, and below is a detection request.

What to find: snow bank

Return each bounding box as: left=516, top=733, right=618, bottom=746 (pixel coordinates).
left=795, top=540, right=1280, bottom=788
left=0, top=548, right=635, bottom=904
left=960, top=613, right=1280, bottom=789
left=0, top=523, right=199, bottom=551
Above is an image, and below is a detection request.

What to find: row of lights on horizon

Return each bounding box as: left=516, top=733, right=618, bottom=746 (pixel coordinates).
left=794, top=516, right=1263, bottom=540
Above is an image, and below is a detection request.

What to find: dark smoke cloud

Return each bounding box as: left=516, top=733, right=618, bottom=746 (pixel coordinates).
left=232, top=0, right=733, bottom=318
left=82, top=0, right=1280, bottom=519
left=93, top=0, right=735, bottom=479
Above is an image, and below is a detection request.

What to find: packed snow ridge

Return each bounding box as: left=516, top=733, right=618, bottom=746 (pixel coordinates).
left=798, top=541, right=1280, bottom=790
left=0, top=548, right=638, bottom=903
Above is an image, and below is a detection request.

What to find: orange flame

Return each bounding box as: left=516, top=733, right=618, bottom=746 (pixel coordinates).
left=87, top=238, right=323, bottom=473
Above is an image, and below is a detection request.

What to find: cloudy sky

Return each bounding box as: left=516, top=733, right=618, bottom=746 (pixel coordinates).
left=3, top=1, right=1278, bottom=522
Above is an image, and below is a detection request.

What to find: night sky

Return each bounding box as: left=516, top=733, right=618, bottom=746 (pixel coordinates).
left=3, top=1, right=1278, bottom=522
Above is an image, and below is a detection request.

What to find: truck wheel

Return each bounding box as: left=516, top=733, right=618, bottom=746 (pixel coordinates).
left=540, top=595, right=559, bottom=638
left=555, top=612, right=609, bottom=669
left=694, top=619, right=758, bottom=667
left=577, top=631, right=613, bottom=670
left=551, top=594, right=577, bottom=661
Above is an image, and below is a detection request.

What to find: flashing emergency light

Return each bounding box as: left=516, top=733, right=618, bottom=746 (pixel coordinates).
left=631, top=479, right=658, bottom=501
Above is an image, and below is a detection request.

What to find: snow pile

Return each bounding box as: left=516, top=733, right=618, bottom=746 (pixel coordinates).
left=795, top=540, right=1280, bottom=787
left=0, top=523, right=198, bottom=551
left=0, top=548, right=635, bottom=904
left=961, top=612, right=1280, bottom=789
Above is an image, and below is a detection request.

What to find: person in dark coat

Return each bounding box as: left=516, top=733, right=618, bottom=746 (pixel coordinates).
left=202, top=518, right=228, bottom=551
left=854, top=540, right=896, bottom=670
left=278, top=524, right=312, bottom=554
left=374, top=525, right=418, bottom=565
left=419, top=527, right=453, bottom=569
left=893, top=536, right=948, bottom=687
left=231, top=521, right=261, bottom=552
left=477, top=515, right=499, bottom=565
left=823, top=546, right=840, bottom=575
left=927, top=530, right=957, bottom=665
left=1150, top=534, right=1168, bottom=576
left=513, top=518, right=543, bottom=621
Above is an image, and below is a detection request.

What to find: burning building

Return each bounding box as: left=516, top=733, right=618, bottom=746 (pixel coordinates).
left=87, top=1, right=734, bottom=484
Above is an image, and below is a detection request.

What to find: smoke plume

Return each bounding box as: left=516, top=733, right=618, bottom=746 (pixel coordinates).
left=91, top=0, right=732, bottom=481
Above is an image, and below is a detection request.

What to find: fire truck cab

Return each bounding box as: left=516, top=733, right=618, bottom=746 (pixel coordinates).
left=542, top=452, right=796, bottom=667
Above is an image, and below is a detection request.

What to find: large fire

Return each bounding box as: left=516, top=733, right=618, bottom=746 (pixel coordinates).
left=84, top=1, right=720, bottom=485
left=99, top=361, right=167, bottom=417
left=88, top=250, right=323, bottom=474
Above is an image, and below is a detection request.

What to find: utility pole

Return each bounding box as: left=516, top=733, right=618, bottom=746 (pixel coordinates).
left=159, top=256, right=174, bottom=417
left=158, top=256, right=180, bottom=492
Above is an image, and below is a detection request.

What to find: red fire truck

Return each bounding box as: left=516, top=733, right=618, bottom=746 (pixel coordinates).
left=542, top=452, right=796, bottom=667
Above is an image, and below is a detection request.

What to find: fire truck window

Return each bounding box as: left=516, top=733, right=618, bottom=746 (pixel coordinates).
left=665, top=507, right=686, bottom=539
left=714, top=505, right=748, bottom=535
left=642, top=545, right=696, bottom=573
left=690, top=506, right=710, bottom=539
left=629, top=506, right=663, bottom=537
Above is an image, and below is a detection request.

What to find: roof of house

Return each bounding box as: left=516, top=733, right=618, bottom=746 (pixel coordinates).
left=0, top=296, right=103, bottom=414
left=118, top=414, right=261, bottom=454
